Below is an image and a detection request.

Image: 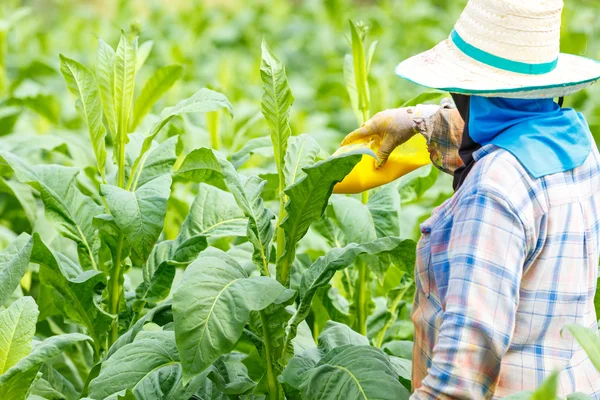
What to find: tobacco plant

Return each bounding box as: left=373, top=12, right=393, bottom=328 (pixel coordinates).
left=0, top=10, right=598, bottom=400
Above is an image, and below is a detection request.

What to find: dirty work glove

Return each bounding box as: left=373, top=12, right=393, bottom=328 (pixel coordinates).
left=341, top=99, right=465, bottom=174
left=414, top=98, right=465, bottom=175
left=341, top=104, right=441, bottom=167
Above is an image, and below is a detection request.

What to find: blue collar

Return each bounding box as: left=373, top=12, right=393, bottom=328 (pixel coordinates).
left=468, top=96, right=592, bottom=178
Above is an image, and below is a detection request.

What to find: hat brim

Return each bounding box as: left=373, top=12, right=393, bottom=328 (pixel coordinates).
left=395, top=39, right=600, bottom=98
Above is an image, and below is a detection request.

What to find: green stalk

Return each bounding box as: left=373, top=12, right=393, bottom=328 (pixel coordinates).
left=108, top=235, right=124, bottom=346
left=356, top=259, right=368, bottom=336
left=260, top=310, right=279, bottom=400
left=375, top=284, right=411, bottom=348
left=117, top=139, right=126, bottom=188
left=0, top=30, right=6, bottom=96
left=207, top=110, right=221, bottom=150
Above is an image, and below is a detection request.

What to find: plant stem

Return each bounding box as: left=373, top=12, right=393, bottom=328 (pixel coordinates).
left=276, top=164, right=288, bottom=285
left=207, top=110, right=221, bottom=150
left=260, top=310, right=279, bottom=400
left=375, top=284, right=411, bottom=348
left=361, top=190, right=369, bottom=204
left=0, top=30, right=6, bottom=96
left=108, top=235, right=124, bottom=346
left=356, top=259, right=368, bottom=336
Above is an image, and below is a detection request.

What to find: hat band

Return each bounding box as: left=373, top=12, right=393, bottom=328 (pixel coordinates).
left=450, top=30, right=558, bottom=75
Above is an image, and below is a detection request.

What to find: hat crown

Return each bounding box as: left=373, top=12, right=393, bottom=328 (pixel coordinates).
left=453, top=0, right=563, bottom=65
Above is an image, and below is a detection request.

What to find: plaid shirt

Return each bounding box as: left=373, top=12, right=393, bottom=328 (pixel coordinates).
left=411, top=143, right=600, bottom=399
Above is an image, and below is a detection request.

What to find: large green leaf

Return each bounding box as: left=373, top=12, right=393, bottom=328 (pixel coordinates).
left=59, top=54, right=107, bottom=179
left=130, top=89, right=232, bottom=187
left=564, top=324, right=600, bottom=371
left=0, top=234, right=32, bottom=305
left=0, top=151, right=103, bottom=270
left=31, top=234, right=113, bottom=351
left=89, top=331, right=203, bottom=400
left=130, top=65, right=183, bottom=132
left=0, top=297, right=38, bottom=374
left=0, top=177, right=37, bottom=226
left=0, top=333, right=91, bottom=400
left=176, top=149, right=274, bottom=275
left=284, top=134, right=320, bottom=188
left=106, top=302, right=172, bottom=358
left=101, top=174, right=172, bottom=262
left=300, top=345, right=408, bottom=400
left=281, top=322, right=368, bottom=390
left=368, top=184, right=401, bottom=238
left=131, top=135, right=179, bottom=190
left=179, top=184, right=247, bottom=239
left=96, top=39, right=117, bottom=138
left=330, top=196, right=377, bottom=244
left=114, top=31, right=137, bottom=158
left=282, top=237, right=412, bottom=355
left=173, top=250, right=287, bottom=383
left=277, top=152, right=362, bottom=286
left=260, top=40, right=294, bottom=189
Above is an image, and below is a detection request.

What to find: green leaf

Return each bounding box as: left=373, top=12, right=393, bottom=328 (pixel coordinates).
left=0, top=297, right=38, bottom=374
left=330, top=196, right=377, bottom=244
left=0, top=234, right=33, bottom=305
left=106, top=302, right=172, bottom=358
left=130, top=65, right=183, bottom=132
left=0, top=177, right=37, bottom=226
left=134, top=261, right=176, bottom=307
left=31, top=234, right=113, bottom=351
left=399, top=89, right=447, bottom=108
left=284, top=134, right=321, bottom=188
left=282, top=237, right=411, bottom=355
left=179, top=183, right=247, bottom=239
left=0, top=151, right=103, bottom=270
left=176, top=149, right=274, bottom=275
left=343, top=54, right=361, bottom=125
left=130, top=89, right=232, bottom=187
left=89, top=331, right=203, bottom=400
left=207, top=353, right=256, bottom=395
left=300, top=345, right=409, bottom=400
left=382, top=341, right=413, bottom=360
left=230, top=137, right=272, bottom=169
left=564, top=324, right=600, bottom=371
left=7, top=94, right=60, bottom=124
left=349, top=20, right=370, bottom=125
left=96, top=39, right=117, bottom=138
left=59, top=54, right=107, bottom=180
left=132, top=135, right=179, bottom=190
left=277, top=152, right=362, bottom=286
left=368, top=184, right=401, bottom=238
left=101, top=174, right=172, bottom=262
left=173, top=250, right=287, bottom=383
left=260, top=40, right=294, bottom=187
left=135, top=40, right=154, bottom=73
left=0, top=333, right=91, bottom=400
left=317, top=321, right=369, bottom=354
left=114, top=31, right=137, bottom=162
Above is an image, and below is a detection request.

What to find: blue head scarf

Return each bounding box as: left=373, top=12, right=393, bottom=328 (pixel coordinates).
left=467, top=96, right=592, bottom=178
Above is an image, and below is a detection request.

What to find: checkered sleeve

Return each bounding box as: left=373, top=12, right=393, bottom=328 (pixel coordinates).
left=411, top=190, right=527, bottom=399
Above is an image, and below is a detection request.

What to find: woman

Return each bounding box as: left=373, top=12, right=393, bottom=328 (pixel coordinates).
left=342, top=0, right=600, bottom=398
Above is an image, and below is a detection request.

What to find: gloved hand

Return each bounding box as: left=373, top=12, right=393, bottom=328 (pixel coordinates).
left=341, top=104, right=441, bottom=167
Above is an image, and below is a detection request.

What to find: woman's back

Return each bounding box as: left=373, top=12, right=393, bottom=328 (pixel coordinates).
left=412, top=143, right=600, bottom=398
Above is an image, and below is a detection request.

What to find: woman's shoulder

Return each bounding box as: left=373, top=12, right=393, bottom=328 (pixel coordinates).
left=462, top=144, right=600, bottom=214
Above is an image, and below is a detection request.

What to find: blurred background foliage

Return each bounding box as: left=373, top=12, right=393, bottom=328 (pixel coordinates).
left=1, top=0, right=600, bottom=243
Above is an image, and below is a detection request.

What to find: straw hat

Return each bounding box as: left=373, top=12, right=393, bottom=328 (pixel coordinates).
left=395, top=0, right=600, bottom=98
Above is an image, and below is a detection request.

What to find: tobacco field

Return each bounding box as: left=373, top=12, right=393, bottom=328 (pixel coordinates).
left=0, top=0, right=599, bottom=399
